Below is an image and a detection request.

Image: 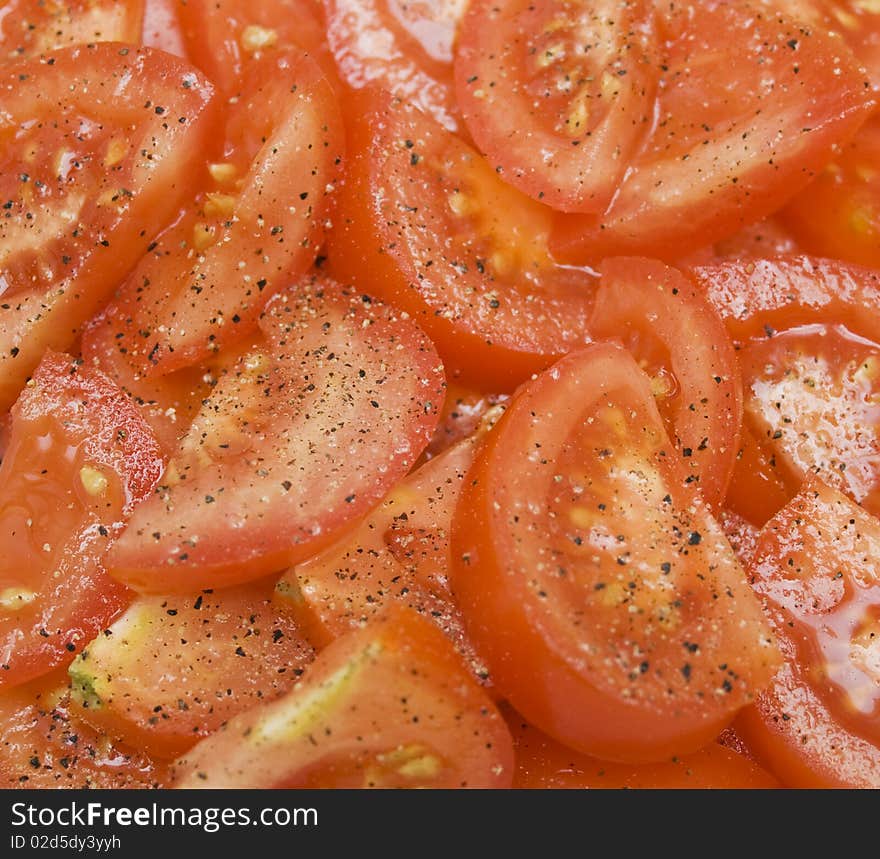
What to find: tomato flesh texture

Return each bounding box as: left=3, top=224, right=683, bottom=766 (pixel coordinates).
left=422, top=381, right=508, bottom=461
left=328, top=90, right=594, bottom=391
left=713, top=218, right=803, bottom=260
left=172, top=606, right=513, bottom=788
left=142, top=0, right=187, bottom=57
left=0, top=45, right=217, bottom=412
left=325, top=0, right=465, bottom=133
left=589, top=257, right=742, bottom=511
left=108, top=279, right=445, bottom=594
left=509, top=713, right=780, bottom=789
left=275, top=408, right=502, bottom=685
left=455, top=0, right=656, bottom=214
left=738, top=480, right=880, bottom=788
left=450, top=342, right=780, bottom=763
left=0, top=352, right=163, bottom=689
left=550, top=2, right=874, bottom=262
left=68, top=582, right=315, bottom=759
left=0, top=0, right=144, bottom=57
left=0, top=671, right=166, bottom=789
left=118, top=50, right=344, bottom=376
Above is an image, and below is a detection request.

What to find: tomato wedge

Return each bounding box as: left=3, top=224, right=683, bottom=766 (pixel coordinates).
left=107, top=279, right=445, bottom=593
left=450, top=341, right=780, bottom=763
left=693, top=256, right=880, bottom=523
left=455, top=0, right=656, bottom=214
left=0, top=44, right=217, bottom=411
left=328, top=89, right=594, bottom=390
left=0, top=0, right=144, bottom=57
left=275, top=406, right=502, bottom=683
left=423, top=381, right=507, bottom=461
left=589, top=257, right=742, bottom=510
left=738, top=479, right=880, bottom=788
left=0, top=671, right=166, bottom=789
left=172, top=607, right=513, bottom=788
left=115, top=49, right=344, bottom=376
left=68, top=582, right=314, bottom=759
left=551, top=2, right=873, bottom=262
left=0, top=352, right=163, bottom=689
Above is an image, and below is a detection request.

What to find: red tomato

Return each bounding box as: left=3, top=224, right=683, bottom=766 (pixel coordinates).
left=0, top=352, right=163, bottom=689
left=455, top=0, right=656, bottom=214
left=510, top=712, right=780, bottom=789
left=68, top=582, right=314, bottom=759
left=142, top=0, right=187, bottom=57
left=738, top=479, right=880, bottom=788
left=0, top=671, right=167, bottom=788
left=450, top=341, right=780, bottom=763
left=327, top=89, right=594, bottom=391
left=422, top=381, right=508, bottom=461
left=275, top=406, right=503, bottom=684
left=713, top=218, right=803, bottom=260
left=0, top=44, right=217, bottom=411
left=176, top=0, right=337, bottom=97
left=172, top=607, right=514, bottom=788
left=0, top=0, right=144, bottom=57
left=693, top=257, right=880, bottom=523
left=550, top=2, right=874, bottom=263
left=115, top=49, right=344, bottom=376
left=324, top=0, right=465, bottom=133
left=589, top=257, right=742, bottom=511
left=107, top=279, right=445, bottom=594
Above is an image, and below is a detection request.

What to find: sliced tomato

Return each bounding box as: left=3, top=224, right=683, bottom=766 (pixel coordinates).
left=0, top=671, right=167, bottom=789
left=0, top=0, right=144, bottom=57
left=423, top=381, right=507, bottom=461
left=782, top=116, right=880, bottom=268
left=550, top=2, right=873, bottom=263
left=275, top=406, right=502, bottom=684
left=509, top=712, right=780, bottom=789
left=68, top=582, right=314, bottom=759
left=713, top=218, right=803, bottom=260
left=176, top=0, right=337, bottom=97
left=115, top=49, right=344, bottom=376
left=328, top=89, right=594, bottom=390
left=0, top=352, right=163, bottom=689
left=325, top=0, right=465, bottom=133
left=455, top=0, right=656, bottom=214
left=142, top=0, right=187, bottom=57
left=172, top=606, right=513, bottom=788
left=738, top=479, right=880, bottom=788
left=107, top=278, right=445, bottom=594
left=449, top=341, right=780, bottom=763
left=693, top=257, right=880, bottom=523
left=0, top=44, right=217, bottom=411
left=589, top=257, right=742, bottom=510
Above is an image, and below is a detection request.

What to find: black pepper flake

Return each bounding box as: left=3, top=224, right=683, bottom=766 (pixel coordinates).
left=688, top=532, right=702, bottom=545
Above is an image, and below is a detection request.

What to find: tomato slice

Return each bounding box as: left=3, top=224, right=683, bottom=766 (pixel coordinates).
left=325, top=0, right=465, bottom=133
left=713, top=218, right=803, bottom=260
left=107, top=278, right=445, bottom=593
left=422, top=381, right=508, bottom=461
left=328, top=89, right=594, bottom=391
left=589, top=257, right=742, bottom=510
left=509, top=712, right=780, bottom=789
left=0, top=352, right=163, bottom=689
left=142, top=0, right=187, bottom=57
left=68, top=582, right=315, bottom=759
left=693, top=256, right=880, bottom=522
left=115, top=49, right=344, bottom=376
left=738, top=479, right=880, bottom=788
left=0, top=0, right=144, bottom=57
left=275, top=406, right=502, bottom=684
left=172, top=606, right=513, bottom=788
left=0, top=671, right=167, bottom=788
left=455, top=0, right=656, bottom=214
left=176, top=0, right=337, bottom=97
left=550, top=2, right=874, bottom=262
left=0, top=44, right=217, bottom=411
left=450, top=341, right=780, bottom=763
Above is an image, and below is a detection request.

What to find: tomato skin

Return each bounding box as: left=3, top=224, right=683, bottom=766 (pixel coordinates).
left=327, top=88, right=594, bottom=391
left=737, top=480, right=880, bottom=788
left=172, top=607, right=514, bottom=788
left=107, top=279, right=445, bottom=594
left=450, top=342, right=780, bottom=763
left=0, top=44, right=218, bottom=412
left=589, top=257, right=742, bottom=511
left=550, top=2, right=874, bottom=263
left=0, top=352, right=163, bottom=689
